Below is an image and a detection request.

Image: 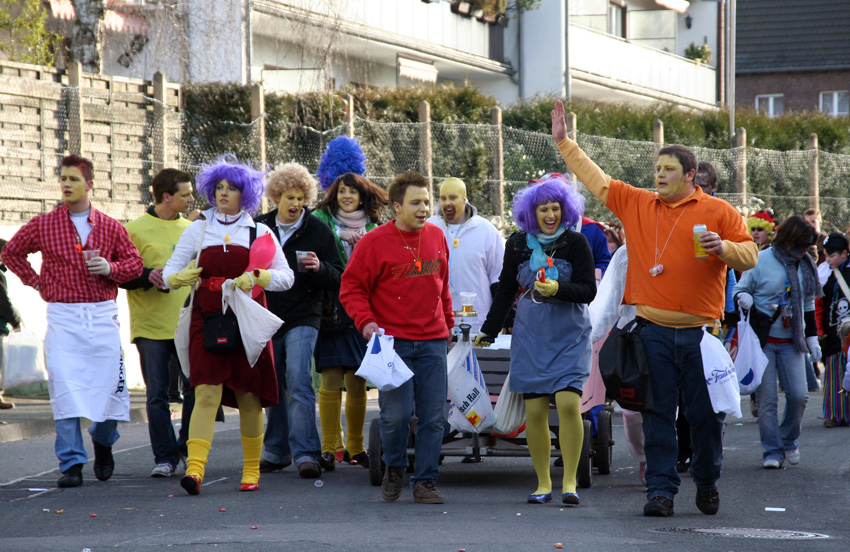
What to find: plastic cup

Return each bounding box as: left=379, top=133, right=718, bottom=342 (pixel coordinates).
left=460, top=291, right=476, bottom=313
left=83, top=249, right=100, bottom=261
left=295, top=251, right=311, bottom=272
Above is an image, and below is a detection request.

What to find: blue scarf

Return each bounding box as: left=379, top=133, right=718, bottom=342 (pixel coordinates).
left=527, top=226, right=565, bottom=280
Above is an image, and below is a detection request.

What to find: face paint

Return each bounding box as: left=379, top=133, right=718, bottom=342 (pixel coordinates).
left=215, top=179, right=242, bottom=216
left=276, top=187, right=306, bottom=224
left=394, top=186, right=431, bottom=232
left=439, top=178, right=467, bottom=224
left=535, top=201, right=562, bottom=236
left=60, top=166, right=91, bottom=208
left=337, top=184, right=361, bottom=214
left=655, top=154, right=694, bottom=203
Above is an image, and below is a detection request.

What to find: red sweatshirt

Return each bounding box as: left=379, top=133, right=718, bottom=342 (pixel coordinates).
left=340, top=220, right=453, bottom=341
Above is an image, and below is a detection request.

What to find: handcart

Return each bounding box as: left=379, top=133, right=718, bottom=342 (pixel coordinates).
left=367, top=327, right=614, bottom=489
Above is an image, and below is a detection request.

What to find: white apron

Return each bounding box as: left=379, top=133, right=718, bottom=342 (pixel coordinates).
left=45, top=301, right=130, bottom=422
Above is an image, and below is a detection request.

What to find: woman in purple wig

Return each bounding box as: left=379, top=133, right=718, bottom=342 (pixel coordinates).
left=476, top=174, right=597, bottom=506
left=163, top=154, right=294, bottom=495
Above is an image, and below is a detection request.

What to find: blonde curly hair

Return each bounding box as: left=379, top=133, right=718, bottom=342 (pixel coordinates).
left=265, top=162, right=318, bottom=205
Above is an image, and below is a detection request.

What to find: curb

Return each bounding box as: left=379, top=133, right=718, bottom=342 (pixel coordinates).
left=0, top=404, right=149, bottom=444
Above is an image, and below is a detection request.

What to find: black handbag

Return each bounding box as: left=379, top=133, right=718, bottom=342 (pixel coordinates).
left=598, top=318, right=654, bottom=412
left=201, top=310, right=240, bottom=353
left=746, top=306, right=781, bottom=349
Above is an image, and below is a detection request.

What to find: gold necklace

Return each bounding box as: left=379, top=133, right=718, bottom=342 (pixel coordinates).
left=651, top=202, right=690, bottom=276
left=396, top=223, right=423, bottom=271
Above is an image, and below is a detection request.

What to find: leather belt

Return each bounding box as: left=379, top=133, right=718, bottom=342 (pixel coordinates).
left=199, top=277, right=226, bottom=291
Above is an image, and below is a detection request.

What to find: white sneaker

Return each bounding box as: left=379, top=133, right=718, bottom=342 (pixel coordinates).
left=763, top=458, right=782, bottom=469
left=151, top=462, right=177, bottom=477
left=785, top=448, right=800, bottom=465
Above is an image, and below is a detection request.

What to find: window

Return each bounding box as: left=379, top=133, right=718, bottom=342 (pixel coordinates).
left=755, top=94, right=784, bottom=118
left=820, top=91, right=850, bottom=117
left=608, top=1, right=627, bottom=38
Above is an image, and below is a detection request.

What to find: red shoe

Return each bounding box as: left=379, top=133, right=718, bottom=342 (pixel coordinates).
left=180, top=475, right=201, bottom=495
left=240, top=482, right=259, bottom=492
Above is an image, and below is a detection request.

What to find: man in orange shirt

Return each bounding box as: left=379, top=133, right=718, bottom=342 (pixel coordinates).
left=552, top=101, right=757, bottom=517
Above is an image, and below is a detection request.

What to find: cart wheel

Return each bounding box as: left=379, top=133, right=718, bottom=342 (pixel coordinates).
left=576, top=419, right=592, bottom=489
left=368, top=418, right=385, bottom=486
left=594, top=410, right=613, bottom=475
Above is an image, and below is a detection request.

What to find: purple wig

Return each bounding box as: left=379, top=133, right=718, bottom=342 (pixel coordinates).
left=512, top=173, right=585, bottom=235
left=196, top=154, right=266, bottom=214
left=317, top=135, right=367, bottom=192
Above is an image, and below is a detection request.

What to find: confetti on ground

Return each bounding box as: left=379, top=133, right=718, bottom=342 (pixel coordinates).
left=42, top=509, right=49, bottom=512
left=28, top=488, right=48, bottom=492
left=250, top=526, right=259, bottom=530
left=167, top=495, right=174, bottom=498
left=765, top=507, right=786, bottom=512
left=219, top=508, right=226, bottom=512
left=90, top=514, right=97, bottom=518
left=555, top=544, right=564, bottom=549
left=459, top=548, right=466, bottom=552
left=55, top=509, right=64, bottom=514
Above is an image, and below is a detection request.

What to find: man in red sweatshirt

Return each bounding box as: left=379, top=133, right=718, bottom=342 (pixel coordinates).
left=340, top=170, right=453, bottom=504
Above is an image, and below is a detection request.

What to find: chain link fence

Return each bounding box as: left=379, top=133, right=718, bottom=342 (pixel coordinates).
left=3, top=72, right=850, bottom=231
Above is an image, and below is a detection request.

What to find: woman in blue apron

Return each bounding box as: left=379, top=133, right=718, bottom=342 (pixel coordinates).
left=477, top=174, right=596, bottom=505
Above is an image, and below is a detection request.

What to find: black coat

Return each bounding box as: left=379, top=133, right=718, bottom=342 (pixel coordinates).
left=254, top=208, right=344, bottom=336
left=480, top=229, right=597, bottom=337
left=820, top=259, right=850, bottom=357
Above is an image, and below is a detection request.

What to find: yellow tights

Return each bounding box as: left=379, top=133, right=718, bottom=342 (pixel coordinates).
left=185, top=384, right=264, bottom=484
left=319, top=368, right=368, bottom=456
left=524, top=391, right=583, bottom=495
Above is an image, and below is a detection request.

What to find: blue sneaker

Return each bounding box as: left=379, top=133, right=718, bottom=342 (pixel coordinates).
left=527, top=492, right=552, bottom=504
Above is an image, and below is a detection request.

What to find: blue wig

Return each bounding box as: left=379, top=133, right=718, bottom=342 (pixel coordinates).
left=512, top=173, right=585, bottom=235
left=317, top=135, right=367, bottom=192
left=196, top=154, right=266, bottom=214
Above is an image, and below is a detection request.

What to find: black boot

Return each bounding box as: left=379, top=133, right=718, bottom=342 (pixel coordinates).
left=58, top=464, right=83, bottom=488
left=92, top=439, right=115, bottom=481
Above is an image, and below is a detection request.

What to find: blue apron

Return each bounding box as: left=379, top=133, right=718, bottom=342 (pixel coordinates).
left=509, top=258, right=592, bottom=394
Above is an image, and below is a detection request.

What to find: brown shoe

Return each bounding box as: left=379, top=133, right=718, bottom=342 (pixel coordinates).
left=413, top=479, right=445, bottom=504
left=824, top=418, right=837, bottom=428
left=381, top=467, right=405, bottom=502
left=298, top=461, right=321, bottom=479
left=0, top=395, right=13, bottom=409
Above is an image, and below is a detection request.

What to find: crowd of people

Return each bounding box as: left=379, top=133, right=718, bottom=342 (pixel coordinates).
left=2, top=99, right=849, bottom=514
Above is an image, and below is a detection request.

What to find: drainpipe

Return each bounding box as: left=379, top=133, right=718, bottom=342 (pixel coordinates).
left=564, top=0, right=570, bottom=100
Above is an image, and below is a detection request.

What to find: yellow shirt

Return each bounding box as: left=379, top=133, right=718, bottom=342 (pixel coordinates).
left=124, top=212, right=192, bottom=341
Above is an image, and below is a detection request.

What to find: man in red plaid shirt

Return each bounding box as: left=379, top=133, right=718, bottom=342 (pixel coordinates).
left=1, top=154, right=143, bottom=488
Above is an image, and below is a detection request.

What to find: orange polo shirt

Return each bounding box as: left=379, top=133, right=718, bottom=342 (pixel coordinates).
left=558, top=138, right=758, bottom=327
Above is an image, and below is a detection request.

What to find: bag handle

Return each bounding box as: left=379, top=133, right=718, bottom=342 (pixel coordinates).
left=185, top=219, right=209, bottom=312
left=833, top=267, right=850, bottom=302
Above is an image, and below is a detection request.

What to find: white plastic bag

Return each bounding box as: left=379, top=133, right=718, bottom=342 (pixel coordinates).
left=446, top=339, right=494, bottom=432
left=222, top=283, right=284, bottom=367
left=355, top=330, right=413, bottom=392
left=175, top=303, right=192, bottom=378
left=492, top=372, right=526, bottom=435
left=2, top=328, right=47, bottom=389
left=700, top=328, right=742, bottom=418
left=734, top=310, right=768, bottom=395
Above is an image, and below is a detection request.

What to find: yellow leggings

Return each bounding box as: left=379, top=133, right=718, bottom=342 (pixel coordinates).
left=524, top=390, right=583, bottom=495
left=185, top=384, right=264, bottom=484
left=318, top=368, right=368, bottom=456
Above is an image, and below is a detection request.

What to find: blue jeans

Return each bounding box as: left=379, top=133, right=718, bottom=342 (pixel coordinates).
left=136, top=338, right=194, bottom=466
left=379, top=338, right=447, bottom=484
left=55, top=418, right=119, bottom=472
left=263, top=325, right=320, bottom=466
left=758, top=341, right=808, bottom=461
left=640, top=322, right=725, bottom=500
left=805, top=356, right=819, bottom=391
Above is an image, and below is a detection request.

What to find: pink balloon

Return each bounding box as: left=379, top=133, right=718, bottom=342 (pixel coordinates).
left=244, top=232, right=277, bottom=298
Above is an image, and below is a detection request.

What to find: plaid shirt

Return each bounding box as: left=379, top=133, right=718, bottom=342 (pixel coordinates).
left=1, top=204, right=143, bottom=303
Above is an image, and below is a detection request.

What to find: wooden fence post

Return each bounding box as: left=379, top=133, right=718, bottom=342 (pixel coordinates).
left=419, top=100, right=433, bottom=198
left=152, top=71, right=167, bottom=174
left=490, top=105, right=505, bottom=224
left=67, top=61, right=84, bottom=156
left=566, top=112, right=577, bottom=184
left=809, top=133, right=819, bottom=212
left=653, top=119, right=664, bottom=150
left=344, top=93, right=355, bottom=137
left=734, top=127, right=747, bottom=205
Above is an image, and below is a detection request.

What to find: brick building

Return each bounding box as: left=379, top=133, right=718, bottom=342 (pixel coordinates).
left=736, top=0, right=850, bottom=117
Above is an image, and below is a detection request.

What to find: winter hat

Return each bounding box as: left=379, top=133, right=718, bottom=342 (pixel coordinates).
left=747, top=209, right=776, bottom=238
left=824, top=232, right=849, bottom=255
left=316, top=135, right=367, bottom=192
